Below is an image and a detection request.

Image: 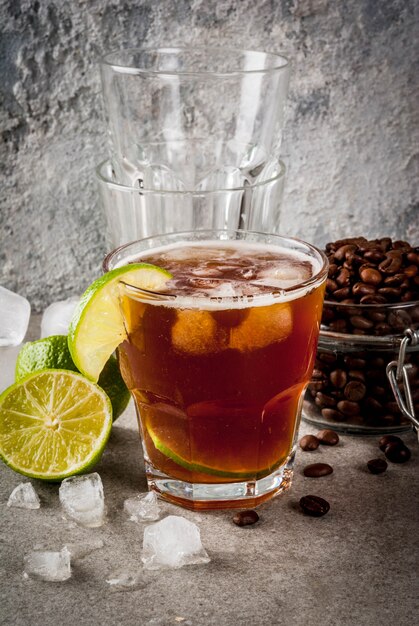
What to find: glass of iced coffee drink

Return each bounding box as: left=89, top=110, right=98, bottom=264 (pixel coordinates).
left=104, top=230, right=328, bottom=510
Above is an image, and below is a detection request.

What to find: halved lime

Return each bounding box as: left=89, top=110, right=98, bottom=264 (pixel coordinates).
left=68, top=264, right=172, bottom=382
left=16, top=336, right=130, bottom=420
left=0, top=370, right=112, bottom=480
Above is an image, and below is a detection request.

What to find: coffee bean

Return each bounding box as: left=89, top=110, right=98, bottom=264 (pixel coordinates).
left=379, top=252, right=403, bottom=275
left=352, top=282, right=376, bottom=297
left=348, top=369, right=366, bottom=382
left=316, top=429, right=339, bottom=446
left=359, top=267, right=382, bottom=285
left=303, top=463, right=333, bottom=477
left=404, top=264, right=418, bottom=278
left=333, top=287, right=351, bottom=300
left=299, top=435, right=320, bottom=451
left=315, top=392, right=337, bottom=408
left=367, top=458, right=388, bottom=474
left=377, top=287, right=402, bottom=299
left=329, top=319, right=348, bottom=332
left=344, top=380, right=366, bottom=401
left=349, top=315, right=374, bottom=330
left=232, top=510, right=259, bottom=526
left=326, top=278, right=338, bottom=292
left=334, top=244, right=357, bottom=262
left=337, top=400, right=360, bottom=416
left=330, top=369, right=347, bottom=389
left=336, top=268, right=351, bottom=287
left=378, top=434, right=403, bottom=451
left=299, top=495, right=330, bottom=517
left=384, top=443, right=411, bottom=463
left=359, top=294, right=387, bottom=304
left=328, top=263, right=339, bottom=277
left=321, top=408, right=346, bottom=421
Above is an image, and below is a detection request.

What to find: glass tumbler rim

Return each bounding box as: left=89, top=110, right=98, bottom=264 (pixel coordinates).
left=96, top=159, right=287, bottom=195
left=100, top=46, right=290, bottom=77
left=103, top=229, right=328, bottom=307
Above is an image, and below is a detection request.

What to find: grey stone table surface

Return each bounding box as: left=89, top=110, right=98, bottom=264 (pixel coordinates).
left=0, top=317, right=418, bottom=626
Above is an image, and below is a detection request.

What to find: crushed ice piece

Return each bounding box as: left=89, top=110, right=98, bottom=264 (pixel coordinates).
left=7, top=483, right=40, bottom=509
left=23, top=547, right=71, bottom=582
left=257, top=263, right=312, bottom=289
left=0, top=285, right=31, bottom=346
left=141, top=515, right=210, bottom=570
left=210, top=282, right=237, bottom=298
left=172, top=310, right=221, bottom=355
left=229, top=302, right=292, bottom=351
left=64, top=538, right=104, bottom=560
left=106, top=570, right=147, bottom=592
left=40, top=297, right=80, bottom=338
left=59, top=473, right=105, bottom=528
left=124, top=491, right=161, bottom=522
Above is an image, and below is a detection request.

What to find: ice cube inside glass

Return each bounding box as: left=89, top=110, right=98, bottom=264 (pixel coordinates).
left=104, top=231, right=328, bottom=510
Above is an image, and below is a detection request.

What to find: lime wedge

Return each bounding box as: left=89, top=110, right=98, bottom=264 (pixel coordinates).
left=0, top=370, right=112, bottom=480
left=68, top=264, right=171, bottom=382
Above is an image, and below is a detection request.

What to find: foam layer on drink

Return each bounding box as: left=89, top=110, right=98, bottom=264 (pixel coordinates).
left=121, top=240, right=324, bottom=310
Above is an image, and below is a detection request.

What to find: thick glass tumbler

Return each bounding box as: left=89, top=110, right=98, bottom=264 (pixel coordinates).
left=100, top=47, right=290, bottom=190
left=97, top=159, right=286, bottom=247
left=104, top=230, right=327, bottom=510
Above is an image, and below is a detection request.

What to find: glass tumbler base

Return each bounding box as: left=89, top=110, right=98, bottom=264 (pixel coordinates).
left=145, top=451, right=295, bottom=511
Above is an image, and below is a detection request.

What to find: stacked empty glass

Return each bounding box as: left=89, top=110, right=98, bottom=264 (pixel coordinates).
left=97, top=47, right=290, bottom=246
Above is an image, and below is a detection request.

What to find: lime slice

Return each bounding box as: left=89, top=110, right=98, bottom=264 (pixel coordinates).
left=68, top=264, right=172, bottom=382
left=16, top=336, right=130, bottom=420
left=149, top=426, right=253, bottom=478
left=148, top=424, right=276, bottom=480
left=0, top=370, right=112, bottom=480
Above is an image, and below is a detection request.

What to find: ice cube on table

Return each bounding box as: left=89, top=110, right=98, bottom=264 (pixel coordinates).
left=23, top=547, right=71, bottom=582
left=124, top=491, right=161, bottom=522
left=7, top=483, right=40, bottom=509
left=106, top=570, right=147, bottom=592
left=59, top=473, right=105, bottom=528
left=141, top=515, right=210, bottom=570
left=41, top=297, right=80, bottom=338
left=0, top=286, right=31, bottom=347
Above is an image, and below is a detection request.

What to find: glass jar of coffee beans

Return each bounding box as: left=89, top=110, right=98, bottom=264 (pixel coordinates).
left=303, top=237, right=419, bottom=434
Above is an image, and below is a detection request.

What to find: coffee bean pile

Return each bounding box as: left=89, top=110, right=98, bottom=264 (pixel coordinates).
left=307, top=237, right=419, bottom=430
left=367, top=435, right=411, bottom=473
left=323, top=237, right=419, bottom=336
left=378, top=434, right=411, bottom=463
left=307, top=350, right=417, bottom=428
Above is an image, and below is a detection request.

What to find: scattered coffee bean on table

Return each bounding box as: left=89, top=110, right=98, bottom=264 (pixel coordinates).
left=316, top=429, right=340, bottom=446
left=367, top=458, right=388, bottom=474
left=384, top=442, right=411, bottom=463
left=303, top=463, right=333, bottom=477
left=378, top=434, right=403, bottom=451
left=232, top=510, right=259, bottom=527
left=299, top=435, right=320, bottom=451
left=300, top=495, right=330, bottom=517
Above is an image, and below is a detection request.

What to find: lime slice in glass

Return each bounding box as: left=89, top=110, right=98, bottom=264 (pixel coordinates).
left=68, top=264, right=172, bottom=382
left=0, top=370, right=112, bottom=480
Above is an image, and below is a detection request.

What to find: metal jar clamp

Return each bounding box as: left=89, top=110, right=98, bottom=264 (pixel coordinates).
left=386, top=328, right=419, bottom=433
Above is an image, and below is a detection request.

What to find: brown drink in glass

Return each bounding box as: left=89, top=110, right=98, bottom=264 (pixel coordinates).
left=104, top=231, right=328, bottom=510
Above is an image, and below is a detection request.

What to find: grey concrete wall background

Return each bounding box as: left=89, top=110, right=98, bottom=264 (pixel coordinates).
left=1, top=0, right=418, bottom=311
